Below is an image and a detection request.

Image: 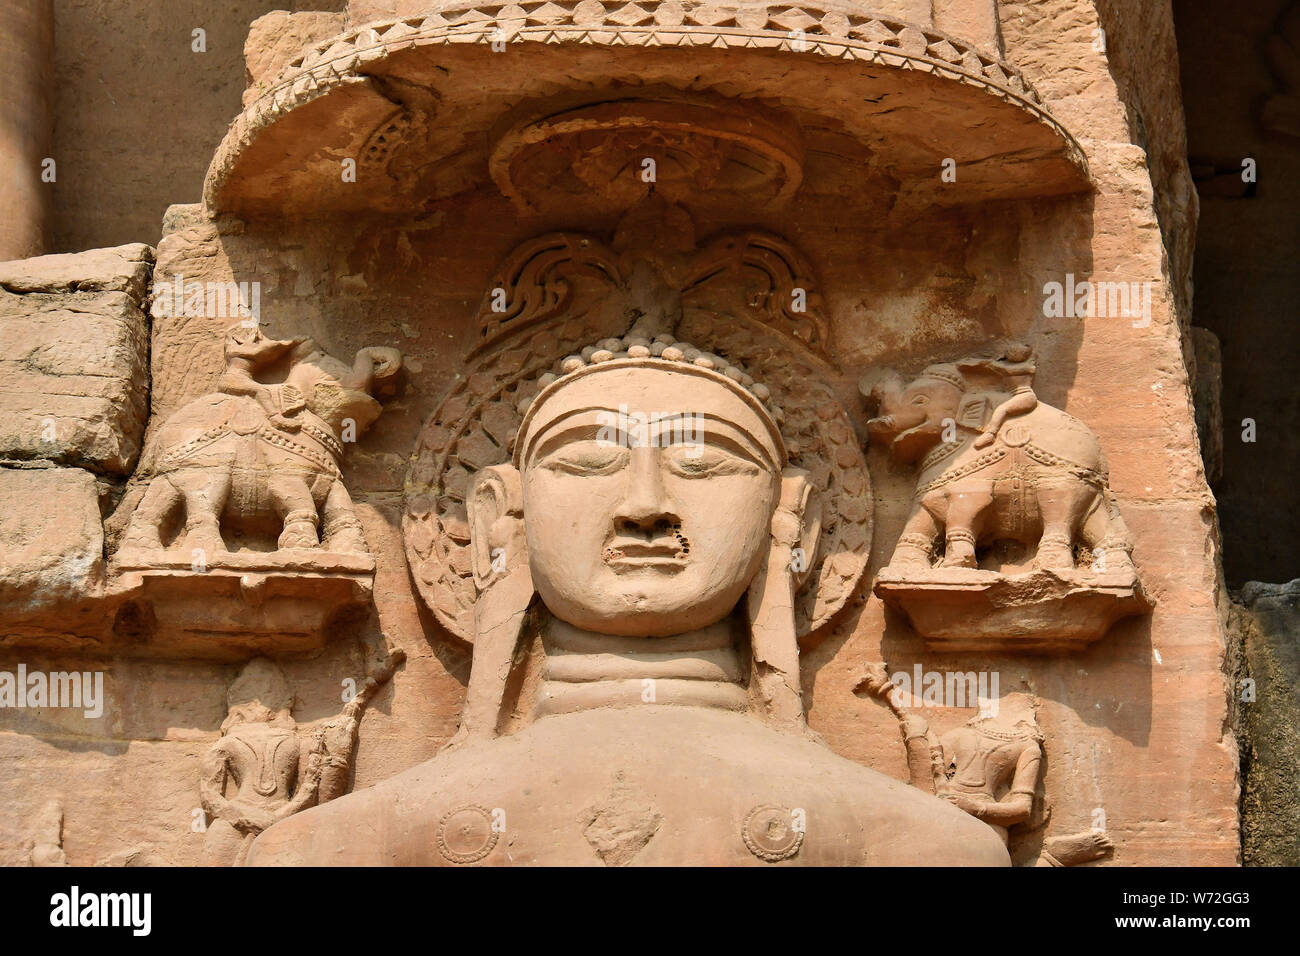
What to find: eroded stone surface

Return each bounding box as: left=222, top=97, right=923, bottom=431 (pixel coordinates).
left=1234, top=581, right=1300, bottom=866
left=0, top=244, right=152, bottom=474
left=0, top=467, right=103, bottom=615
left=243, top=11, right=346, bottom=108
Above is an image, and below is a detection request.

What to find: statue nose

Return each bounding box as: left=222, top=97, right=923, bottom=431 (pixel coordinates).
left=614, top=446, right=678, bottom=539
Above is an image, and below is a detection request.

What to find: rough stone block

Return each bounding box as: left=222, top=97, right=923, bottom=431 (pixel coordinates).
left=0, top=467, right=103, bottom=614
left=0, top=243, right=153, bottom=300
left=0, top=245, right=152, bottom=474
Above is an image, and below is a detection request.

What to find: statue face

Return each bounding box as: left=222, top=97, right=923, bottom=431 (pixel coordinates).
left=517, top=364, right=782, bottom=637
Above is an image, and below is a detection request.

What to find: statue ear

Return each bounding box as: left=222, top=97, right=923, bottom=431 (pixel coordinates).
left=746, top=467, right=820, bottom=730
left=457, top=464, right=534, bottom=745
left=782, top=470, right=821, bottom=593
left=468, top=464, right=526, bottom=590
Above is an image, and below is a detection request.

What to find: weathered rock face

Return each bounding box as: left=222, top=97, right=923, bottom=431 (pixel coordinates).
left=242, top=10, right=347, bottom=108
left=0, top=0, right=1247, bottom=868
left=1232, top=581, right=1300, bottom=866
left=0, top=243, right=152, bottom=475
left=0, top=467, right=104, bottom=621
left=1190, top=326, right=1223, bottom=485
left=1177, top=0, right=1300, bottom=586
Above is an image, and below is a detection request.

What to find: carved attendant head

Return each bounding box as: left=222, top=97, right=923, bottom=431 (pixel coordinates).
left=221, top=657, right=293, bottom=732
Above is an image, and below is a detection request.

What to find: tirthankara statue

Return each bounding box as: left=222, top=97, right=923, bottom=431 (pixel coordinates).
left=248, top=212, right=1010, bottom=865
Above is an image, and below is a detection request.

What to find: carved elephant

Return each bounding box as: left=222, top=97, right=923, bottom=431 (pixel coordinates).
left=865, top=361, right=1133, bottom=573
left=122, top=340, right=401, bottom=556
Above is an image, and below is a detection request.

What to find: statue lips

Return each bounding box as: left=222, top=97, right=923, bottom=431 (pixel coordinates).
left=602, top=536, right=687, bottom=572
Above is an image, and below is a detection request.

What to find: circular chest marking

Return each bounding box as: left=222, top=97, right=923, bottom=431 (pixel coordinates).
left=742, top=804, right=804, bottom=862
left=1001, top=423, right=1031, bottom=447
left=437, top=805, right=498, bottom=864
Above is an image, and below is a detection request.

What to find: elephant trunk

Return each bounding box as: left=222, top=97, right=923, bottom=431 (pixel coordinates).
left=863, top=374, right=904, bottom=443
left=866, top=413, right=896, bottom=435
left=345, top=347, right=403, bottom=393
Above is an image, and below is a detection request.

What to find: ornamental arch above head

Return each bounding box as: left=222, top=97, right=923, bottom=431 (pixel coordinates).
left=402, top=210, right=873, bottom=733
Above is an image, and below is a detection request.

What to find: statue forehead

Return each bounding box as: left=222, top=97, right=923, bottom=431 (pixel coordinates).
left=515, top=361, right=785, bottom=469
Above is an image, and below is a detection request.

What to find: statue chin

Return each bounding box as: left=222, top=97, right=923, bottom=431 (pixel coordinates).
left=530, top=558, right=761, bottom=638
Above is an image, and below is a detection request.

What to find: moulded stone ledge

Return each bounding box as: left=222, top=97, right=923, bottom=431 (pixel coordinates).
left=874, top=565, right=1153, bottom=653
left=104, top=549, right=377, bottom=660
left=205, top=1, right=1088, bottom=219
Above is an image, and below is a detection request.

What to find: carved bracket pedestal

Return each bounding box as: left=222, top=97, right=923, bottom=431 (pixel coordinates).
left=875, top=566, right=1151, bottom=653
left=109, top=550, right=374, bottom=659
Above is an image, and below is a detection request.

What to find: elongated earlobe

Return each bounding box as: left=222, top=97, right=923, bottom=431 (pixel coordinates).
left=469, top=464, right=525, bottom=588
left=453, top=465, right=534, bottom=745
left=747, top=468, right=820, bottom=730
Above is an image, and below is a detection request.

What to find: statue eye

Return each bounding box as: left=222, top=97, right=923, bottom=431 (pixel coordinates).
left=663, top=446, right=758, bottom=478
left=539, top=443, right=629, bottom=476
left=913, top=395, right=928, bottom=405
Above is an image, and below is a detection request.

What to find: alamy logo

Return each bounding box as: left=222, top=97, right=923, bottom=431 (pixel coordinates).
left=888, top=664, right=1000, bottom=715
left=1042, top=273, right=1153, bottom=327
left=49, top=886, right=151, bottom=936
left=0, top=665, right=104, bottom=718
left=152, top=272, right=261, bottom=325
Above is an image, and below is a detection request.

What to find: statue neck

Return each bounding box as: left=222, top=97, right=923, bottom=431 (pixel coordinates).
left=533, top=616, right=750, bottom=720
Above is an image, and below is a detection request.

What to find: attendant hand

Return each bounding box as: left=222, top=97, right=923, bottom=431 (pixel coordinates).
left=237, top=807, right=278, bottom=833
left=943, top=791, right=988, bottom=816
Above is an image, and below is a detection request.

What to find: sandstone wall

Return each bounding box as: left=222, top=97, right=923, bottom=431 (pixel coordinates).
left=0, top=0, right=1243, bottom=866
left=47, top=0, right=345, bottom=253
left=0, top=0, right=54, bottom=260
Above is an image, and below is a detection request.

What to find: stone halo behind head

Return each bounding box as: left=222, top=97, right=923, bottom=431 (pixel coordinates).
left=403, top=228, right=872, bottom=645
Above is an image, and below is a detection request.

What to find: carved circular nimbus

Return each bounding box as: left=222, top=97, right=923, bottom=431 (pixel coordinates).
left=402, top=230, right=871, bottom=644
left=742, top=804, right=804, bottom=862
left=437, top=805, right=499, bottom=864
left=489, top=96, right=805, bottom=215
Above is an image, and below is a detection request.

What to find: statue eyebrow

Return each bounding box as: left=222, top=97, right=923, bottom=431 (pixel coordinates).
left=527, top=410, right=775, bottom=472
left=527, top=417, right=611, bottom=465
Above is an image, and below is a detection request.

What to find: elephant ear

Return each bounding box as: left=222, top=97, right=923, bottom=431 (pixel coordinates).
left=956, top=394, right=991, bottom=430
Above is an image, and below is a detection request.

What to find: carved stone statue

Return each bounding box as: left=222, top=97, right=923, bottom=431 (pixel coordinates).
left=246, top=219, right=1009, bottom=866
left=866, top=347, right=1133, bottom=574
left=200, top=653, right=402, bottom=866
left=121, top=325, right=401, bottom=556
left=863, top=347, right=1149, bottom=651
left=932, top=711, right=1044, bottom=836
left=858, top=667, right=1115, bottom=866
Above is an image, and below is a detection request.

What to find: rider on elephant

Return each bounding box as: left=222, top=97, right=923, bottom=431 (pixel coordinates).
left=218, top=325, right=304, bottom=431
